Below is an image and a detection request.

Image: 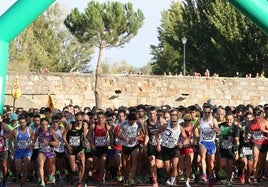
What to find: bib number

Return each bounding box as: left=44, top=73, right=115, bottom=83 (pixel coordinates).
left=242, top=147, right=252, bottom=156
left=203, top=131, right=213, bottom=141
left=252, top=131, right=263, bottom=140
left=40, top=143, right=51, bottom=152
left=95, top=136, right=108, bottom=147
left=164, top=137, right=177, bottom=148
left=0, top=138, right=5, bottom=152
left=221, top=139, right=232, bottom=149
left=69, top=136, right=81, bottom=146
left=17, top=140, right=29, bottom=149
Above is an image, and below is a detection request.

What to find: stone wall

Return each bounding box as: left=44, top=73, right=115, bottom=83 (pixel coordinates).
left=4, top=72, right=268, bottom=110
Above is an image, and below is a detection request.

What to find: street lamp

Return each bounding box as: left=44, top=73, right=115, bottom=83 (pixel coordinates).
left=182, top=37, right=187, bottom=76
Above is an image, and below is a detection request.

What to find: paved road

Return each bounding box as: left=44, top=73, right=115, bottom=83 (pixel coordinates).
left=5, top=180, right=268, bottom=187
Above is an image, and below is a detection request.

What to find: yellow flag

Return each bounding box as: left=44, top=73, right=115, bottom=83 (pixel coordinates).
left=47, top=94, right=55, bottom=110
left=11, top=75, right=22, bottom=100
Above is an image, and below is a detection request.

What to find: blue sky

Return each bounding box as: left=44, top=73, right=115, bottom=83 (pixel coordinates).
left=1, top=0, right=179, bottom=68
left=58, top=0, right=177, bottom=68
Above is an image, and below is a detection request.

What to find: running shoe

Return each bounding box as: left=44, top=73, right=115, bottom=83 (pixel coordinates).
left=152, top=181, right=159, bottom=187
left=253, top=178, right=258, bottom=184
left=166, top=178, right=172, bottom=185
left=39, top=181, right=45, bottom=187
left=152, top=177, right=158, bottom=187
left=201, top=173, right=207, bottom=181
left=239, top=173, right=245, bottom=184
left=208, top=176, right=214, bottom=187
left=117, top=175, right=123, bottom=182
left=48, top=174, right=55, bottom=184
left=245, top=177, right=251, bottom=185
left=135, top=175, right=143, bottom=184
left=185, top=181, right=191, bottom=187
left=128, top=178, right=135, bottom=186
left=226, top=181, right=232, bottom=187
left=194, top=171, right=200, bottom=183
left=123, top=179, right=128, bottom=186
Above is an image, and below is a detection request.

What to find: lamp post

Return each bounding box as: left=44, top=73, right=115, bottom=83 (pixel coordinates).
left=182, top=37, right=187, bottom=76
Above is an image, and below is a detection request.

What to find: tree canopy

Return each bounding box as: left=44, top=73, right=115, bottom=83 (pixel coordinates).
left=150, top=0, right=268, bottom=77
left=64, top=1, right=144, bottom=107
left=8, top=2, right=92, bottom=73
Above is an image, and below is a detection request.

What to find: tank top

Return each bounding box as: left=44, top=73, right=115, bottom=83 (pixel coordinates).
left=29, top=123, right=40, bottom=149
left=113, top=123, right=122, bottom=151
left=249, top=119, right=268, bottom=145
left=180, top=124, right=194, bottom=148
left=120, top=120, right=142, bottom=147
left=147, top=119, right=161, bottom=146
left=219, top=123, right=234, bottom=149
left=15, top=127, right=31, bottom=150
left=36, top=128, right=54, bottom=153
left=199, top=117, right=216, bottom=142
left=54, top=129, right=64, bottom=153
left=67, top=124, right=84, bottom=151
left=161, top=121, right=181, bottom=148
left=0, top=124, right=8, bottom=152
left=94, top=124, right=109, bottom=147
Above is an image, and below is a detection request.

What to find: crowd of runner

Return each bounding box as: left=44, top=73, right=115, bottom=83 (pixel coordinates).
left=0, top=103, right=268, bottom=187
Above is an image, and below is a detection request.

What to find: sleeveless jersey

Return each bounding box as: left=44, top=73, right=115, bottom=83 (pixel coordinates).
left=113, top=123, right=122, bottom=151
left=15, top=127, right=31, bottom=150
left=199, top=117, right=216, bottom=142
left=147, top=119, right=161, bottom=146
left=54, top=129, right=64, bottom=153
left=161, top=121, right=181, bottom=148
left=219, top=123, right=235, bottom=149
left=29, top=123, right=40, bottom=149
left=119, top=120, right=142, bottom=147
left=36, top=127, right=54, bottom=153
left=0, top=123, right=8, bottom=152
left=94, top=124, right=109, bottom=147
left=180, top=124, right=194, bottom=148
left=66, top=124, right=84, bottom=152
left=249, top=119, right=268, bottom=145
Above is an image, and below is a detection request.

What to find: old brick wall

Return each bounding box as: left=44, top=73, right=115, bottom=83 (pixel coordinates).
left=4, top=72, right=268, bottom=110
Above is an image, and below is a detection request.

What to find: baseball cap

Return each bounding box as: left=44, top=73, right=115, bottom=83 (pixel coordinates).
left=10, top=113, right=18, bottom=121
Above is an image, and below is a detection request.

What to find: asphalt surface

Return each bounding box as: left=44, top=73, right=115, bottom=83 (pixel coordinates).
left=4, top=179, right=268, bottom=187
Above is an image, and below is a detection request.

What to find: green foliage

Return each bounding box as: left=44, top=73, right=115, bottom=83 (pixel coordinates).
left=151, top=1, right=183, bottom=75
left=64, top=1, right=144, bottom=49
left=101, top=60, right=137, bottom=74
left=140, top=63, right=152, bottom=75
left=8, top=2, right=92, bottom=73
left=64, top=1, right=144, bottom=107
left=151, top=0, right=268, bottom=77
left=205, top=0, right=268, bottom=76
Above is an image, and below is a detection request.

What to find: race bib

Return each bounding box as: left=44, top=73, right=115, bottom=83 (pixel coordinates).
left=150, top=135, right=157, bottom=146
left=69, top=136, right=81, bottom=146
left=17, top=140, right=29, bottom=149
left=0, top=138, right=5, bottom=152
left=40, top=143, right=51, bottom=152
left=202, top=131, right=213, bottom=141
left=221, top=139, right=232, bottom=149
left=164, top=137, right=177, bottom=148
left=252, top=131, right=263, bottom=140
left=242, top=147, right=252, bottom=156
left=95, top=136, right=108, bottom=147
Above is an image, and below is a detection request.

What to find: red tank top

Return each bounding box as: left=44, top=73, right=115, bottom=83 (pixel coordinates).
left=113, top=124, right=122, bottom=151
left=94, top=124, right=108, bottom=147
left=249, top=119, right=268, bottom=145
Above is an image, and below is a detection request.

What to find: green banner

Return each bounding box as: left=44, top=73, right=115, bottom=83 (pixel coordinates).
left=228, top=0, right=268, bottom=34
left=0, top=0, right=55, bottom=114
left=0, top=41, right=8, bottom=114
